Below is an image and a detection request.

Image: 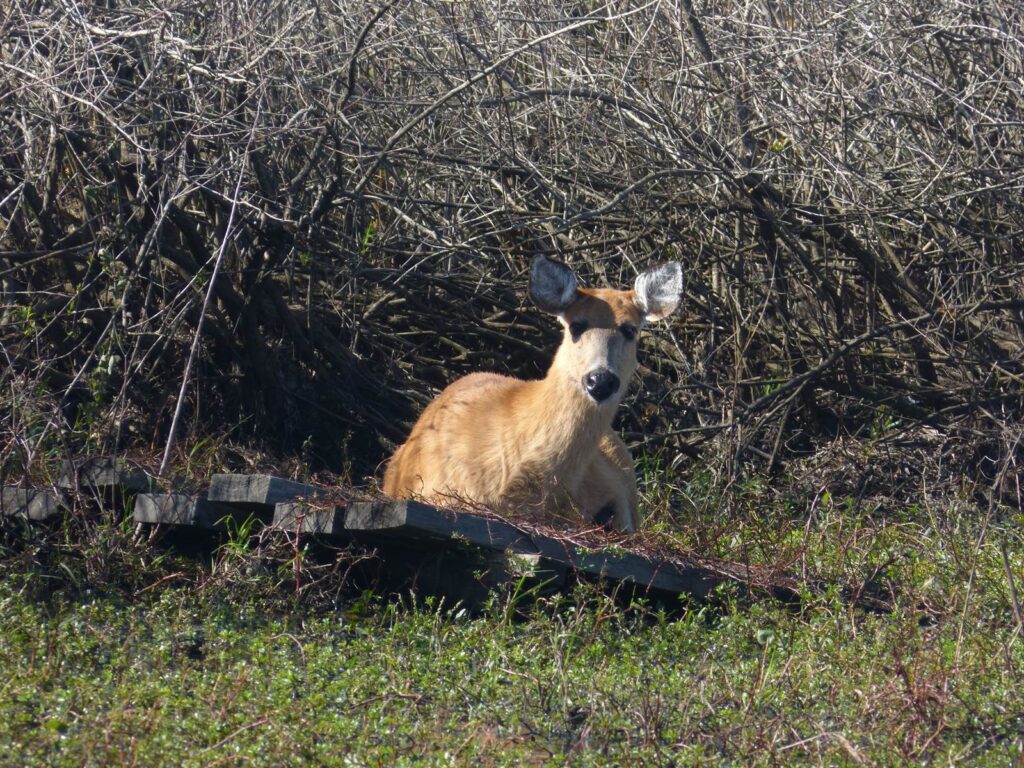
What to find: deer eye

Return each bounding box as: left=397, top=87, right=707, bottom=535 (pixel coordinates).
left=620, top=324, right=637, bottom=341
left=568, top=320, right=588, bottom=339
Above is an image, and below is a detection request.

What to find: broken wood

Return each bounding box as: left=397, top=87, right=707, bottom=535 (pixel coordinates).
left=273, top=502, right=345, bottom=536
left=344, top=499, right=724, bottom=599
left=8, top=467, right=800, bottom=606
left=133, top=493, right=240, bottom=529
left=58, top=458, right=155, bottom=494
left=1, top=487, right=64, bottom=521
left=207, top=474, right=319, bottom=513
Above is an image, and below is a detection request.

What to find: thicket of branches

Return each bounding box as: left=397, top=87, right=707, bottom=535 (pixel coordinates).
left=2, top=0, right=1022, bottom=496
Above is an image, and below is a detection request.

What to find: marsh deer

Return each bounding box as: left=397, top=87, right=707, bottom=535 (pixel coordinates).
left=382, top=256, right=682, bottom=531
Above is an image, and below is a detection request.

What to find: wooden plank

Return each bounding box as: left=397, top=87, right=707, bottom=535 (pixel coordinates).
left=345, top=500, right=723, bottom=599
left=565, top=547, right=721, bottom=599
left=273, top=503, right=346, bottom=537
left=346, top=499, right=527, bottom=547
left=133, top=493, right=240, bottom=529
left=58, top=458, right=155, bottom=493
left=1, top=487, right=64, bottom=521
left=207, top=474, right=318, bottom=510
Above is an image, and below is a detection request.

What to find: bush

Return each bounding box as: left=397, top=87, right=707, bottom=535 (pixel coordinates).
left=2, top=0, right=1022, bottom=495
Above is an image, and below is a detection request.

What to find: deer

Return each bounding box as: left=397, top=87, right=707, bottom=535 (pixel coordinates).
left=382, top=255, right=682, bottom=532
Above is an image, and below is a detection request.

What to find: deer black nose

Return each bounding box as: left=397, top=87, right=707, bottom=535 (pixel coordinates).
left=583, top=369, right=620, bottom=402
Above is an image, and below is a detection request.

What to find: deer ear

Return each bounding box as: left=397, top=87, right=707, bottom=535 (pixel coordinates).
left=634, top=262, right=682, bottom=322
left=529, top=256, right=579, bottom=315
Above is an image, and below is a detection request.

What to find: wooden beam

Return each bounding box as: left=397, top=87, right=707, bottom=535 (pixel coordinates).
left=1, top=467, right=794, bottom=605
left=133, top=493, right=241, bottom=529
left=345, top=499, right=526, bottom=546
left=207, top=474, right=319, bottom=512
left=58, top=458, right=155, bottom=493
left=273, top=503, right=346, bottom=537
left=345, top=500, right=723, bottom=598
left=1, top=487, right=64, bottom=521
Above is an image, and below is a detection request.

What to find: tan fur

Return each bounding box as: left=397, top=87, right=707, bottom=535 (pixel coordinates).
left=383, top=285, right=649, bottom=531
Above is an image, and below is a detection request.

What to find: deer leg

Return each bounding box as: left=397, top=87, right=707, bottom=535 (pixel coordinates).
left=575, top=432, right=639, bottom=532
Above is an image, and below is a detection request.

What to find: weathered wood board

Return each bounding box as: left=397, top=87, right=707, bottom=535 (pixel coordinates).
left=1, top=487, right=64, bottom=521
left=207, top=474, right=319, bottom=512
left=12, top=467, right=774, bottom=604
left=345, top=499, right=723, bottom=599
left=58, top=458, right=155, bottom=493
left=273, top=503, right=346, bottom=536
left=133, top=493, right=241, bottom=529
left=274, top=501, right=569, bottom=594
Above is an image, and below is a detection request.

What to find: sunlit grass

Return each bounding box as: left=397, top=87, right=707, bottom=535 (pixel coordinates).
left=2, top=477, right=1022, bottom=767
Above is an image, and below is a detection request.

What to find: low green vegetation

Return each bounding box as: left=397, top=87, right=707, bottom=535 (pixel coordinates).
left=1, top=466, right=1021, bottom=767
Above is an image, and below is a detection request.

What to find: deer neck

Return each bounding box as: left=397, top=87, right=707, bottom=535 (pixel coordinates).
left=517, top=362, right=611, bottom=478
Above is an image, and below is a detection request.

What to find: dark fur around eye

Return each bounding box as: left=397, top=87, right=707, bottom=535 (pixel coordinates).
left=620, top=324, right=637, bottom=341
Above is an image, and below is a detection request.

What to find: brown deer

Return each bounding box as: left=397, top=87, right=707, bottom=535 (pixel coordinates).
left=383, top=256, right=682, bottom=531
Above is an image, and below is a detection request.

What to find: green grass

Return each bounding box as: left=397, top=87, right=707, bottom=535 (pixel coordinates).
left=1, top=553, right=1022, bottom=766
left=1, top=447, right=1022, bottom=766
